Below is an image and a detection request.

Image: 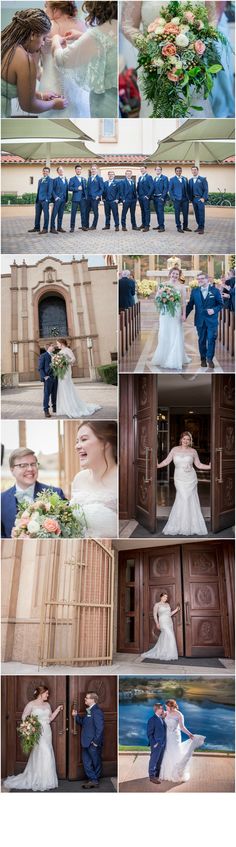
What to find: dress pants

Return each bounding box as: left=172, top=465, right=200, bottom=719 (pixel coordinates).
left=149, top=743, right=166, bottom=778
left=139, top=196, right=151, bottom=227
left=121, top=200, right=137, bottom=228
left=193, top=198, right=205, bottom=229
left=173, top=198, right=189, bottom=230
left=35, top=200, right=50, bottom=231
left=43, top=376, right=57, bottom=412
left=51, top=198, right=66, bottom=230
left=70, top=198, right=87, bottom=230
left=196, top=321, right=218, bottom=361
left=153, top=197, right=165, bottom=228
left=86, top=197, right=100, bottom=228
left=104, top=200, right=119, bottom=228
left=82, top=745, right=102, bottom=782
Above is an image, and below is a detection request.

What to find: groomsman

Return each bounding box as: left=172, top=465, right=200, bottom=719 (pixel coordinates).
left=120, top=169, right=138, bottom=231
left=137, top=166, right=154, bottom=232
left=28, top=166, right=53, bottom=234
left=50, top=166, right=68, bottom=233
left=188, top=166, right=208, bottom=234
left=69, top=165, right=87, bottom=232
left=102, top=170, right=120, bottom=230
left=152, top=166, right=169, bottom=232
left=169, top=166, right=191, bottom=233
left=86, top=164, right=104, bottom=230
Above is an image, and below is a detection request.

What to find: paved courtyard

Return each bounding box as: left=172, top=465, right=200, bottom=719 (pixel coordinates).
left=1, top=381, right=117, bottom=419
left=119, top=753, right=235, bottom=793
left=1, top=209, right=235, bottom=255
left=2, top=657, right=234, bottom=676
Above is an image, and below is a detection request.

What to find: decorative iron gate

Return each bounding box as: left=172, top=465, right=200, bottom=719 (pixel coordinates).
left=39, top=539, right=114, bottom=666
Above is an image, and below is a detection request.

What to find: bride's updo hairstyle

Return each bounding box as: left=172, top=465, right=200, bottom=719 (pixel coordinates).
left=77, top=420, right=117, bottom=466
left=179, top=431, right=193, bottom=447
left=82, top=2, right=117, bottom=25
left=166, top=699, right=178, bottom=710
left=58, top=338, right=68, bottom=346
left=33, top=685, right=49, bottom=699
left=46, top=2, right=78, bottom=16
left=168, top=267, right=180, bottom=279
left=1, top=8, right=51, bottom=64
left=160, top=591, right=168, bottom=600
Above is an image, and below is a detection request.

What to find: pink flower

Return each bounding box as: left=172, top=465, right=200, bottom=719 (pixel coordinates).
left=163, top=23, right=180, bottom=35
left=167, top=70, right=183, bottom=82
left=184, top=11, right=195, bottom=23
left=18, top=517, right=30, bottom=528
left=162, top=43, right=177, bottom=57
left=147, top=18, right=162, bottom=32
left=43, top=517, right=61, bottom=535
left=194, top=39, right=206, bottom=55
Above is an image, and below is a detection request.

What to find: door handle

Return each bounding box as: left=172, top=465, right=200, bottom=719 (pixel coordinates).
left=58, top=707, right=66, bottom=736
left=177, top=604, right=181, bottom=625
left=144, top=447, right=152, bottom=483
left=215, top=447, right=223, bottom=483
left=185, top=602, right=190, bottom=625
left=71, top=704, right=78, bottom=736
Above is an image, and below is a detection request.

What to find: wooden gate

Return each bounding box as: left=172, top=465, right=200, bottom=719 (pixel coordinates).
left=39, top=539, right=114, bottom=666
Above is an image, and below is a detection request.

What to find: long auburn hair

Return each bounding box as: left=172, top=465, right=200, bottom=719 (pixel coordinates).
left=82, top=2, right=117, bottom=25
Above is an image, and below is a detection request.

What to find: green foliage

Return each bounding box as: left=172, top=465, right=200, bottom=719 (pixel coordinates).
left=97, top=363, right=117, bottom=385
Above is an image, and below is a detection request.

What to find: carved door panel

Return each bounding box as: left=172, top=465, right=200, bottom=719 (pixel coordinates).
left=182, top=543, right=230, bottom=657
left=143, top=546, right=184, bottom=655
left=211, top=375, right=235, bottom=531
left=1, top=676, right=67, bottom=780
left=117, top=552, right=142, bottom=652
left=134, top=375, right=157, bottom=532
left=68, top=676, right=117, bottom=779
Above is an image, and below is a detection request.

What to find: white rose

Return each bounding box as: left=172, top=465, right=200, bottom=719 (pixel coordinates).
left=153, top=57, right=164, bottom=66
left=174, top=59, right=183, bottom=69
left=175, top=34, right=189, bottom=47
left=180, top=24, right=190, bottom=32
left=155, top=26, right=164, bottom=34
left=171, top=17, right=180, bottom=24
left=28, top=519, right=40, bottom=534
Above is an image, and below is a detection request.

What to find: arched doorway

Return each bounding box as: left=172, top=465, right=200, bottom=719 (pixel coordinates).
left=38, top=293, right=68, bottom=339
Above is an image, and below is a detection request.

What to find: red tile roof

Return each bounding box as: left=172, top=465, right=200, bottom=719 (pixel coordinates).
left=1, top=153, right=234, bottom=164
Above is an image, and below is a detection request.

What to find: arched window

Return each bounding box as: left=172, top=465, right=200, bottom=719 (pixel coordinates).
left=39, top=293, right=68, bottom=338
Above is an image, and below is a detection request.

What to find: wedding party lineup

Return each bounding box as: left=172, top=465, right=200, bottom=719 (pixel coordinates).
left=1, top=0, right=235, bottom=798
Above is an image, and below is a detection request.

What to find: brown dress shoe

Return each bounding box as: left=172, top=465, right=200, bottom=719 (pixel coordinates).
left=207, top=359, right=215, bottom=369
left=150, top=777, right=161, bottom=784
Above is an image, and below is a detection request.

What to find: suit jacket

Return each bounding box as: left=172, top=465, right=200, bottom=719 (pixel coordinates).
left=76, top=704, right=104, bottom=748
left=169, top=175, right=189, bottom=201
left=147, top=714, right=166, bottom=747
left=152, top=174, right=169, bottom=200
left=119, top=276, right=135, bottom=310
left=188, top=176, right=208, bottom=201
left=68, top=176, right=87, bottom=201
left=52, top=177, right=68, bottom=203
left=186, top=285, right=223, bottom=327
left=38, top=351, right=54, bottom=381
left=102, top=179, right=120, bottom=202
left=36, top=177, right=53, bottom=203
left=137, top=174, right=154, bottom=199
left=1, top=481, right=66, bottom=539
left=87, top=175, right=104, bottom=199
left=120, top=177, right=137, bottom=202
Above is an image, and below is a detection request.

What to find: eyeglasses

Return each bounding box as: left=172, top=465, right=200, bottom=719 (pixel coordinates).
left=13, top=462, right=38, bottom=470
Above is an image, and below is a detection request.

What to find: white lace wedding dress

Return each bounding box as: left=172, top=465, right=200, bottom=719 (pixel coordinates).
left=163, top=452, right=208, bottom=536
left=39, top=40, right=89, bottom=118
left=70, top=469, right=118, bottom=538
left=160, top=711, right=205, bottom=782
left=141, top=602, right=178, bottom=661
left=4, top=704, right=58, bottom=792
left=150, top=289, right=191, bottom=370
left=56, top=348, right=101, bottom=418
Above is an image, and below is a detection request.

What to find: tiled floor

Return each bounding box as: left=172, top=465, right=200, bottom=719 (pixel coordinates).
left=2, top=658, right=234, bottom=675
left=119, top=753, right=235, bottom=792
left=1, top=381, right=117, bottom=419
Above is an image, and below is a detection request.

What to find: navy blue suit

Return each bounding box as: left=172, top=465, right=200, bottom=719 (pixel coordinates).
left=34, top=176, right=53, bottom=232
left=188, top=176, right=208, bottom=230
left=38, top=351, right=58, bottom=414
left=51, top=177, right=68, bottom=231
left=103, top=179, right=120, bottom=228
left=186, top=285, right=223, bottom=361
left=69, top=175, right=87, bottom=230
left=147, top=714, right=166, bottom=778
left=137, top=173, right=154, bottom=228
left=76, top=705, right=104, bottom=783
left=86, top=175, right=104, bottom=228
left=169, top=175, right=189, bottom=231
left=222, top=275, right=235, bottom=312
left=120, top=177, right=137, bottom=229
left=1, top=481, right=66, bottom=539
left=152, top=174, right=169, bottom=229
left=119, top=276, right=135, bottom=310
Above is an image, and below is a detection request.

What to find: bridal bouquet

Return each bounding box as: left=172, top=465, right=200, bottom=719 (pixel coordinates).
left=12, top=489, right=87, bottom=538
left=52, top=353, right=70, bottom=380
left=17, top=715, right=42, bottom=755
left=155, top=284, right=181, bottom=316
left=135, top=1, right=225, bottom=117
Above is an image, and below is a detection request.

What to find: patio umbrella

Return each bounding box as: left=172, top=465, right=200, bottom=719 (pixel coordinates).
left=1, top=118, right=94, bottom=143
left=147, top=118, right=235, bottom=166
left=2, top=139, right=98, bottom=163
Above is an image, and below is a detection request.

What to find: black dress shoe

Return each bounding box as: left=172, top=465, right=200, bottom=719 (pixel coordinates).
left=158, top=227, right=165, bottom=232
left=82, top=227, right=88, bottom=231
left=28, top=227, right=39, bottom=232
left=143, top=227, right=149, bottom=232
left=177, top=228, right=183, bottom=232
left=52, top=408, right=57, bottom=413
left=201, top=358, right=207, bottom=367
left=39, top=229, right=48, bottom=234
left=122, top=227, right=127, bottom=231
left=102, top=226, right=110, bottom=230
left=69, top=229, right=74, bottom=233
left=198, top=229, right=204, bottom=234
left=89, top=226, right=97, bottom=230
left=58, top=228, right=66, bottom=233
left=152, top=226, right=160, bottom=230
left=194, top=227, right=200, bottom=232
left=44, top=411, right=51, bottom=418
left=115, top=226, right=119, bottom=231
left=207, top=359, right=214, bottom=369
left=82, top=781, right=98, bottom=789
left=50, top=229, right=58, bottom=234
left=183, top=227, right=192, bottom=232
left=132, top=226, right=138, bottom=230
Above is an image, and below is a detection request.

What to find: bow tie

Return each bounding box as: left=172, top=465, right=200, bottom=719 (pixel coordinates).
left=86, top=707, right=92, bottom=715
left=15, top=485, right=35, bottom=503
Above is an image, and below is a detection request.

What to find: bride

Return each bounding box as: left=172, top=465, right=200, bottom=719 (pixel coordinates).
left=150, top=267, right=191, bottom=371
left=158, top=431, right=210, bottom=536
left=4, top=685, right=63, bottom=792
left=141, top=591, right=179, bottom=661
left=39, top=1, right=89, bottom=117
left=70, top=420, right=118, bottom=537
left=160, top=699, right=205, bottom=782
left=55, top=339, right=101, bottom=418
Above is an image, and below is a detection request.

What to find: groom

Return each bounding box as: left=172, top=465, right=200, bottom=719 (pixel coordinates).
left=186, top=272, right=223, bottom=368
left=72, top=692, right=104, bottom=789
left=1, top=448, right=66, bottom=538
left=38, top=343, right=58, bottom=417
left=147, top=703, right=166, bottom=785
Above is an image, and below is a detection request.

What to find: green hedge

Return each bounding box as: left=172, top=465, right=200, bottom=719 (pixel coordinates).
left=2, top=192, right=235, bottom=209
left=97, top=363, right=117, bottom=385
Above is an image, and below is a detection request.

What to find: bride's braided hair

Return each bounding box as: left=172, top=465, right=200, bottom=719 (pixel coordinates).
left=1, top=8, right=51, bottom=67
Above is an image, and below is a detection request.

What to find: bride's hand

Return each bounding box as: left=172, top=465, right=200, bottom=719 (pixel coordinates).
left=52, top=97, right=69, bottom=110
left=64, top=29, right=83, bottom=42
left=51, top=34, right=67, bottom=55
left=41, top=91, right=60, bottom=101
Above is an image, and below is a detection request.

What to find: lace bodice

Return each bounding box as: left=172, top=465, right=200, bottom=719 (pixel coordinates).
left=71, top=470, right=118, bottom=537
left=54, top=24, right=117, bottom=93
left=172, top=452, right=195, bottom=473
left=22, top=703, right=52, bottom=726
left=165, top=712, right=182, bottom=733
left=156, top=602, right=172, bottom=620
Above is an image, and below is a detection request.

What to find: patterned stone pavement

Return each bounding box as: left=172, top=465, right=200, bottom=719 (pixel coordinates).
left=1, top=209, right=235, bottom=255
left=119, top=754, right=235, bottom=792
left=1, top=382, right=117, bottom=419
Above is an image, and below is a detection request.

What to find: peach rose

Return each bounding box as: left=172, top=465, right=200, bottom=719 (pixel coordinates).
left=43, top=517, right=61, bottom=535
left=194, top=40, right=206, bottom=55
left=148, top=18, right=163, bottom=32
left=162, top=43, right=177, bottom=58
left=163, top=23, right=180, bottom=35
left=18, top=517, right=30, bottom=528
left=167, top=70, right=183, bottom=82
left=184, top=11, right=195, bottom=22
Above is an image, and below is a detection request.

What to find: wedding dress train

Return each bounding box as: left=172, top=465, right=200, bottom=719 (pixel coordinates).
left=160, top=712, right=205, bottom=782
left=4, top=705, right=58, bottom=792
left=56, top=349, right=101, bottom=418
left=141, top=602, right=178, bottom=661
left=163, top=452, right=208, bottom=536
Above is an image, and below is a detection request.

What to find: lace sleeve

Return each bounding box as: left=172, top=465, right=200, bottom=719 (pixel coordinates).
left=66, top=348, right=76, bottom=365
left=121, top=2, right=143, bottom=43
left=22, top=702, right=32, bottom=720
